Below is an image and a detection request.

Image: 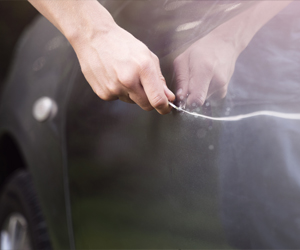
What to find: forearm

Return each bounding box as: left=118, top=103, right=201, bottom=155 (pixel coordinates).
left=174, top=1, right=293, bottom=107
left=212, top=1, right=293, bottom=53
left=28, top=0, right=175, bottom=114
left=28, top=0, right=117, bottom=45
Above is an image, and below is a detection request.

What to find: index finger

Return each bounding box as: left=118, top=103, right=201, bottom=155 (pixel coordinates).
left=139, top=60, right=172, bottom=115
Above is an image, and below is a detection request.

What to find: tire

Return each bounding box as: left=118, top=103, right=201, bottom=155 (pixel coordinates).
left=0, top=170, right=52, bottom=250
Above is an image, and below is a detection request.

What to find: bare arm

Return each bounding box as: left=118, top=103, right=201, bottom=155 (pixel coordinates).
left=28, top=0, right=175, bottom=114
left=174, top=1, right=293, bottom=107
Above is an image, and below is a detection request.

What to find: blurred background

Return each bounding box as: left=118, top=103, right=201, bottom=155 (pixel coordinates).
left=0, top=1, right=38, bottom=84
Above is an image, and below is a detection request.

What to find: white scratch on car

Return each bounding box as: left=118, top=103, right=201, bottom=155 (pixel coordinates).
left=169, top=102, right=300, bottom=121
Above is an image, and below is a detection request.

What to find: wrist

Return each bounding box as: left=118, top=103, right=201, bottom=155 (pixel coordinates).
left=208, top=1, right=293, bottom=55
left=208, top=13, right=254, bottom=56
left=61, top=1, right=117, bottom=47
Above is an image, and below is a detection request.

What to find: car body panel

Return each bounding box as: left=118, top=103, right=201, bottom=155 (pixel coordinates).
left=0, top=17, right=78, bottom=249
left=66, top=1, right=253, bottom=248
left=0, top=1, right=258, bottom=249
left=66, top=70, right=227, bottom=248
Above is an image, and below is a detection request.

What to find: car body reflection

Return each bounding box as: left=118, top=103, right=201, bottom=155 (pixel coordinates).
left=1, top=0, right=300, bottom=249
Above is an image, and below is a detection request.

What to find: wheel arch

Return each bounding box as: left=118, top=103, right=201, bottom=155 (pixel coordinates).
left=0, top=131, right=27, bottom=191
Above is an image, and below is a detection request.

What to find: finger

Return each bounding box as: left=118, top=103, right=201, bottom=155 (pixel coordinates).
left=173, top=55, right=189, bottom=103
left=164, top=85, right=176, bottom=102
left=207, top=85, right=227, bottom=101
left=158, top=71, right=176, bottom=103
left=206, top=73, right=229, bottom=100
left=186, top=64, right=212, bottom=108
left=119, top=95, right=135, bottom=104
left=127, top=84, right=154, bottom=111
left=81, top=58, right=120, bottom=101
left=151, top=53, right=176, bottom=102
left=91, top=78, right=119, bottom=101
left=120, top=80, right=154, bottom=110
left=139, top=60, right=171, bottom=115
left=117, top=65, right=154, bottom=110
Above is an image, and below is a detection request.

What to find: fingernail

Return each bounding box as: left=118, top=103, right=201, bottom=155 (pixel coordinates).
left=167, top=88, right=175, bottom=96
left=164, top=86, right=175, bottom=101
left=176, top=88, right=183, bottom=96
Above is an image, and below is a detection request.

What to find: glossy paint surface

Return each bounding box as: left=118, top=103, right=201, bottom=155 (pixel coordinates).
left=0, top=17, right=78, bottom=249
left=1, top=0, right=300, bottom=249
left=66, top=1, right=253, bottom=248
left=67, top=77, right=225, bottom=248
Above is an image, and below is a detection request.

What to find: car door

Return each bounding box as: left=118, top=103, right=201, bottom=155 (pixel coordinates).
left=65, top=1, right=254, bottom=248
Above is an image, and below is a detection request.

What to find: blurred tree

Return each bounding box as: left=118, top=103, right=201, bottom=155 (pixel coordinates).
left=0, top=1, right=38, bottom=84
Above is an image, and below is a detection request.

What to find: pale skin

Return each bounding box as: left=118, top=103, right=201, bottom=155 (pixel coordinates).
left=174, top=1, right=293, bottom=108
left=28, top=0, right=292, bottom=112
left=28, top=0, right=175, bottom=114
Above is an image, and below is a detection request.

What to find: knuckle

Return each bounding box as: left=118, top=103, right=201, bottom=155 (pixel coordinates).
left=137, top=42, right=148, bottom=51
left=152, top=53, right=160, bottom=64
left=103, top=95, right=116, bottom=101
left=107, top=83, right=121, bottom=96
left=199, top=60, right=214, bottom=73
left=197, top=92, right=207, bottom=106
left=160, top=75, right=166, bottom=84
left=173, top=55, right=184, bottom=68
left=175, top=72, right=188, bottom=84
left=119, top=71, right=136, bottom=89
left=95, top=88, right=114, bottom=101
left=203, top=64, right=214, bottom=75
left=80, top=62, right=89, bottom=76
left=138, top=57, right=153, bottom=73
left=151, top=94, right=166, bottom=109
left=217, top=74, right=229, bottom=88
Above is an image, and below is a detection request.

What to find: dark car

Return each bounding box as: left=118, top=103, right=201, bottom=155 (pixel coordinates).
left=1, top=1, right=298, bottom=249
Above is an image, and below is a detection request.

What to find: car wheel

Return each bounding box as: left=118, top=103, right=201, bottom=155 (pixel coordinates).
left=0, top=170, right=52, bottom=250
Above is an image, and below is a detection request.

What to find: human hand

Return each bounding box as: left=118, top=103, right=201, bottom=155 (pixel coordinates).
left=71, top=22, right=175, bottom=115
left=173, top=0, right=293, bottom=109
left=173, top=32, right=240, bottom=108
left=29, top=0, right=175, bottom=114
left=28, top=0, right=290, bottom=113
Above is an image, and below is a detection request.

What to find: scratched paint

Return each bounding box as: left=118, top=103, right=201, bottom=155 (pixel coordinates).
left=169, top=102, right=300, bottom=121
